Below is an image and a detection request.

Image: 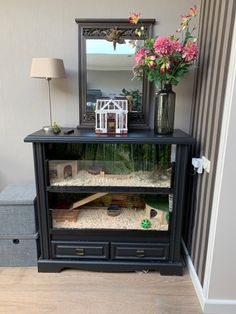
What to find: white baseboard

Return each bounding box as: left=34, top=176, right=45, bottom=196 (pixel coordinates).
left=204, top=300, right=236, bottom=314
left=183, top=243, right=236, bottom=314
left=183, top=246, right=206, bottom=311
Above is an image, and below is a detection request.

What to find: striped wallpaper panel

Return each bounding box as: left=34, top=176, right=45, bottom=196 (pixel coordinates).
left=188, top=0, right=236, bottom=285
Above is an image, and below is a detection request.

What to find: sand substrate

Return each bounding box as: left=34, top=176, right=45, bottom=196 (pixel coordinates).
left=53, top=207, right=168, bottom=231
left=52, top=170, right=170, bottom=188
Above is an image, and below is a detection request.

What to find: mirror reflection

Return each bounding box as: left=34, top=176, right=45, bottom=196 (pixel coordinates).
left=86, top=39, right=143, bottom=113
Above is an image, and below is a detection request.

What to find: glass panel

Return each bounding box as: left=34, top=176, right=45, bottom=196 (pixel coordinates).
left=48, top=144, right=175, bottom=188
left=86, top=39, right=143, bottom=112
left=49, top=193, right=171, bottom=231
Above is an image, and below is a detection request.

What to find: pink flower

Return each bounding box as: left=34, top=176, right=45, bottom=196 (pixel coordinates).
left=153, top=37, right=182, bottom=56
left=182, top=41, right=198, bottom=61
left=171, top=39, right=183, bottom=52
left=129, top=13, right=140, bottom=25
left=190, top=5, right=197, bottom=17
left=181, top=15, right=190, bottom=28
left=145, top=55, right=156, bottom=68
left=135, top=48, right=146, bottom=64
left=129, top=7, right=198, bottom=85
left=153, top=36, right=174, bottom=56
left=160, top=62, right=171, bottom=73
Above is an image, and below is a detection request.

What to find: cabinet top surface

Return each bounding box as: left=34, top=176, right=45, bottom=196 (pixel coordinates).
left=24, top=128, right=196, bottom=145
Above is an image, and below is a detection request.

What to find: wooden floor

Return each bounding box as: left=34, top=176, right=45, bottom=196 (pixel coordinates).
left=0, top=267, right=202, bottom=314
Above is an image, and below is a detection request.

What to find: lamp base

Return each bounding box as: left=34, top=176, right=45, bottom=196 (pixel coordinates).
left=42, top=126, right=52, bottom=133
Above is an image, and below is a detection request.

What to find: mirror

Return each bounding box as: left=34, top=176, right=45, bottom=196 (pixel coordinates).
left=75, top=19, right=155, bottom=128
left=86, top=39, right=144, bottom=112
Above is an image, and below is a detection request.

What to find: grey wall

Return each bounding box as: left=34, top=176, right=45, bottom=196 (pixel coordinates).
left=189, top=0, right=236, bottom=285
left=87, top=70, right=142, bottom=97
left=0, top=0, right=200, bottom=190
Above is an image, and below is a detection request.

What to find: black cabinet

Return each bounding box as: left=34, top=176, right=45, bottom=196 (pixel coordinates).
left=25, top=128, right=195, bottom=275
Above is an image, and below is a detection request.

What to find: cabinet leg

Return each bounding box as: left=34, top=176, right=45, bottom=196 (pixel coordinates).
left=160, top=267, right=183, bottom=276
left=37, top=261, right=63, bottom=273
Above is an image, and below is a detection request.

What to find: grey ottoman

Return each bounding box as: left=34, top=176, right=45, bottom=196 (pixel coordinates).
left=0, top=184, right=39, bottom=266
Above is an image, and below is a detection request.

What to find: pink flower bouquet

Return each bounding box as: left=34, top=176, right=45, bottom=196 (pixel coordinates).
left=129, top=6, right=198, bottom=86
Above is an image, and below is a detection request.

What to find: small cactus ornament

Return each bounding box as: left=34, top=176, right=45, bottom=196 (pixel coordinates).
left=52, top=122, right=61, bottom=134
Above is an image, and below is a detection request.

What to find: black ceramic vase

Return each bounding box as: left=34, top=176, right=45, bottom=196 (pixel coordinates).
left=154, top=83, right=176, bottom=135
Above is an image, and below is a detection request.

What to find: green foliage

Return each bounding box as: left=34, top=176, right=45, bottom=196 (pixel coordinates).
left=120, top=88, right=142, bottom=111
left=48, top=143, right=171, bottom=174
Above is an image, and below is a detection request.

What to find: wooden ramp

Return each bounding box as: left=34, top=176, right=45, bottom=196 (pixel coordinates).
left=70, top=192, right=108, bottom=210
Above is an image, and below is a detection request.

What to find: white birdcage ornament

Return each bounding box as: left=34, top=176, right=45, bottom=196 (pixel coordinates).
left=95, top=99, right=128, bottom=134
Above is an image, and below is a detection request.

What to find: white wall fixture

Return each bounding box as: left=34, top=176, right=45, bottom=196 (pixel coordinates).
left=192, top=157, right=211, bottom=174
left=202, top=156, right=211, bottom=173
left=192, top=158, right=203, bottom=174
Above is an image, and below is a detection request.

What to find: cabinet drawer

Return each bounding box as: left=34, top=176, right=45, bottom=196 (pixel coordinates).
left=111, top=242, right=169, bottom=261
left=51, top=241, right=109, bottom=259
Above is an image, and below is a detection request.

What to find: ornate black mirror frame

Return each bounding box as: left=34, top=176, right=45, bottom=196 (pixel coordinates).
left=75, top=18, right=156, bottom=129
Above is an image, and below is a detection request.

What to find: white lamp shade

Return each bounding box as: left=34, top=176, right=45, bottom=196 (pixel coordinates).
left=30, top=58, right=65, bottom=79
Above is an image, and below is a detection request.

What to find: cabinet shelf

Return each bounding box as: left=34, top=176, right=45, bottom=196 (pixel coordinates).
left=50, top=228, right=170, bottom=241
left=47, top=186, right=173, bottom=194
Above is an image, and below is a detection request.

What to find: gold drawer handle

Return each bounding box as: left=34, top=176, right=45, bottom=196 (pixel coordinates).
left=136, top=249, right=145, bottom=257
left=75, top=248, right=85, bottom=256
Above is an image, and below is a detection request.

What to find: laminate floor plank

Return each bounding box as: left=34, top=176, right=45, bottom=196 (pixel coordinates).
left=0, top=267, right=203, bottom=314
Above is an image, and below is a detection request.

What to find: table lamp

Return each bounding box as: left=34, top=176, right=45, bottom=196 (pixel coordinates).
left=30, top=58, right=65, bottom=131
